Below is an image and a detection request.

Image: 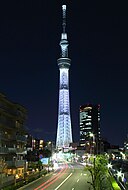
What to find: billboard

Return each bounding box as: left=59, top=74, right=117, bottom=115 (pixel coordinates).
left=40, top=158, right=49, bottom=165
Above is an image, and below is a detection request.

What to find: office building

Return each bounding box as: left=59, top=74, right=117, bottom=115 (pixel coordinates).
left=80, top=104, right=101, bottom=154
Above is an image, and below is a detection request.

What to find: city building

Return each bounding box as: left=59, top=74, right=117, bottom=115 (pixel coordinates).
left=56, top=5, right=73, bottom=149
left=26, top=136, right=44, bottom=162
left=0, top=93, right=27, bottom=178
left=32, top=138, right=43, bottom=150
left=79, top=104, right=101, bottom=154
left=124, top=134, right=128, bottom=159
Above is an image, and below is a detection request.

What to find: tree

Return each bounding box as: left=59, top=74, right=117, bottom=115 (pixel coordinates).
left=41, top=149, right=52, bottom=158
left=85, top=155, right=111, bottom=190
left=0, top=157, right=7, bottom=185
left=37, top=160, right=43, bottom=171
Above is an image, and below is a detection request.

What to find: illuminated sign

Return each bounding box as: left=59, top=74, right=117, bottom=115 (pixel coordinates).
left=40, top=158, right=49, bottom=165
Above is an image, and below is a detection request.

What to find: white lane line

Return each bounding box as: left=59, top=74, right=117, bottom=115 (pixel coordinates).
left=72, top=188, right=74, bottom=190
left=77, top=179, right=79, bottom=182
left=54, top=173, right=73, bottom=190
left=80, top=173, right=82, bottom=176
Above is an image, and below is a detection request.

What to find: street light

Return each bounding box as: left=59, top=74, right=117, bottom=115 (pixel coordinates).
left=89, top=133, right=95, bottom=155
left=107, top=163, right=112, bottom=169
left=117, top=170, right=124, bottom=182
left=120, top=152, right=126, bottom=160
left=89, top=133, right=94, bottom=138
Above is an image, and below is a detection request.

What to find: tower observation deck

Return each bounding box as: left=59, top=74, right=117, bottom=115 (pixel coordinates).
left=56, top=5, right=73, bottom=149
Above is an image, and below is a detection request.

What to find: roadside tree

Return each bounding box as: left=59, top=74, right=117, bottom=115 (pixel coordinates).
left=85, top=155, right=112, bottom=190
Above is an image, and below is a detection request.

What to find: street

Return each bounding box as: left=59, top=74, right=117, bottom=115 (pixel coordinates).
left=18, top=162, right=91, bottom=190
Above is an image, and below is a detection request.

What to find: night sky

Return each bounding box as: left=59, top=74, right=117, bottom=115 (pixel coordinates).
left=0, top=1, right=128, bottom=146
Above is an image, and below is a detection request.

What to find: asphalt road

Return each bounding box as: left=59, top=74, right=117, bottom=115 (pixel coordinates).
left=18, top=162, right=92, bottom=190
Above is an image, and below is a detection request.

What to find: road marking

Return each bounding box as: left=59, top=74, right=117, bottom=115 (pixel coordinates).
left=77, top=179, right=79, bottom=182
left=34, top=163, right=68, bottom=190
left=81, top=173, right=82, bottom=176
left=54, top=173, right=73, bottom=190
left=72, top=188, right=74, bottom=190
left=84, top=174, right=87, bottom=176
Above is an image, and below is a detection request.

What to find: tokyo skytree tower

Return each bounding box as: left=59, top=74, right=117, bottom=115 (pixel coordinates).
left=56, top=5, right=73, bottom=149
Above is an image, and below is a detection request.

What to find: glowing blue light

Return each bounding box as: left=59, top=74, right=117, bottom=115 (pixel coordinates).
left=56, top=5, right=72, bottom=149
left=56, top=67, right=72, bottom=148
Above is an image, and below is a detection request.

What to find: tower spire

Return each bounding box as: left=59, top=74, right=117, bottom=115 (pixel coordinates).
left=62, top=5, right=66, bottom=33
left=60, top=5, right=68, bottom=57
left=61, top=5, right=67, bottom=41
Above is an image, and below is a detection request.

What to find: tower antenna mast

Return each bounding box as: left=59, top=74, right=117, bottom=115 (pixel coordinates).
left=62, top=5, right=66, bottom=33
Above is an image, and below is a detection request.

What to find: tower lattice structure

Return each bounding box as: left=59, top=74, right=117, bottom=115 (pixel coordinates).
left=56, top=5, right=73, bottom=149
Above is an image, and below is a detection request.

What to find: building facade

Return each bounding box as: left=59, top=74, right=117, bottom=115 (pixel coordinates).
left=56, top=5, right=73, bottom=149
left=80, top=104, right=101, bottom=154
left=124, top=134, right=128, bottom=159
left=0, top=93, right=27, bottom=178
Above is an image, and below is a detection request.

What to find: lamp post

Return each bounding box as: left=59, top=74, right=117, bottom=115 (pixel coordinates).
left=117, top=170, right=124, bottom=182
left=120, top=152, right=126, bottom=160
left=89, top=133, right=95, bottom=155
left=107, top=163, right=112, bottom=169
left=13, top=157, right=17, bottom=186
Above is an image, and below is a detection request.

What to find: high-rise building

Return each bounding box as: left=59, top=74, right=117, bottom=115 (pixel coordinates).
left=80, top=104, right=101, bottom=154
left=0, top=93, right=27, bottom=177
left=124, top=134, right=128, bottom=159
left=56, top=5, right=73, bottom=149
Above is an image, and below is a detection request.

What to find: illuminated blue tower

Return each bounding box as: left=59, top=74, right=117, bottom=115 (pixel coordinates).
left=56, top=5, right=73, bottom=149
